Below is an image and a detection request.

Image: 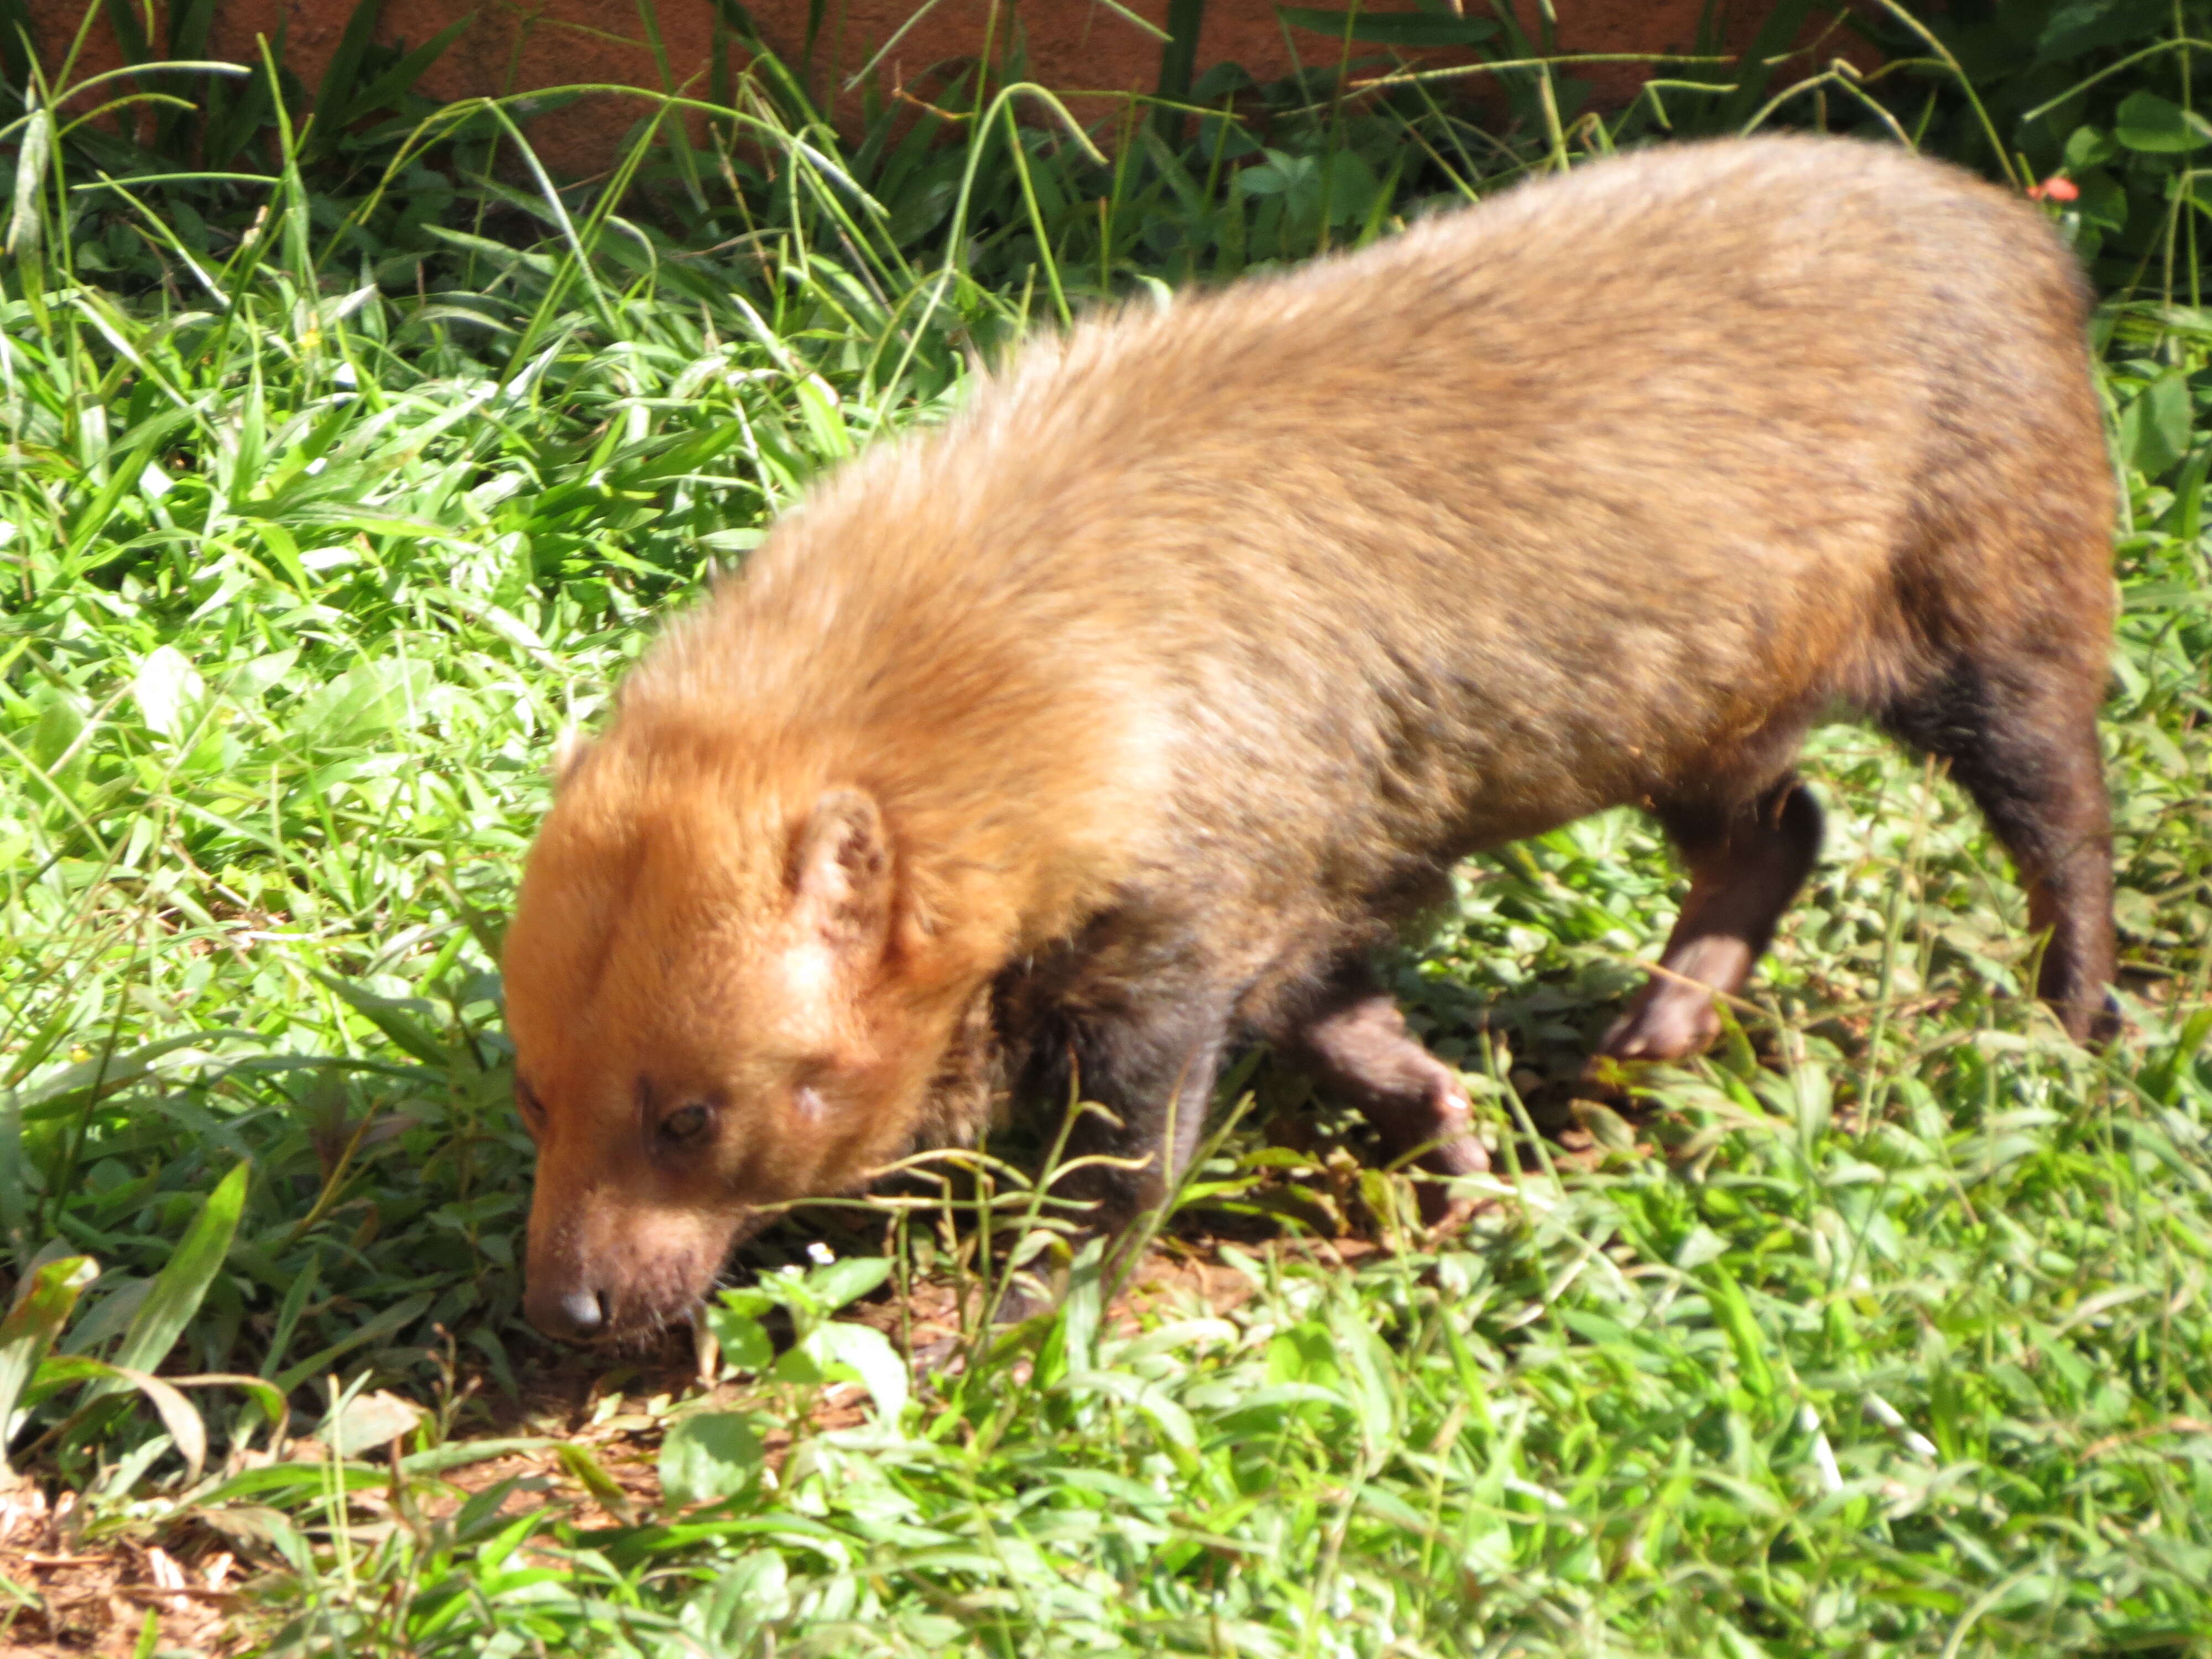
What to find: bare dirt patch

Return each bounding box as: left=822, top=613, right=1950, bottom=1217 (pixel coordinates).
left=0, top=1484, right=243, bottom=1657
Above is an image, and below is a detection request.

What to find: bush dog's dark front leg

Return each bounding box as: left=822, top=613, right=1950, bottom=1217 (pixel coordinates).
left=988, top=978, right=1233, bottom=1320
left=1053, top=992, right=1232, bottom=1231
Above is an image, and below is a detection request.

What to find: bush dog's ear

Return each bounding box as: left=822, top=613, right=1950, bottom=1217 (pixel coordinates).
left=790, top=788, right=891, bottom=952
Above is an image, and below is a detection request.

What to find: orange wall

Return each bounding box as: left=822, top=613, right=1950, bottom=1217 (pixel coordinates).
left=35, top=3, right=1873, bottom=175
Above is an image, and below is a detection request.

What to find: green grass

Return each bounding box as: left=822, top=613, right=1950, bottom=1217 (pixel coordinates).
left=4, top=6, right=2212, bottom=1655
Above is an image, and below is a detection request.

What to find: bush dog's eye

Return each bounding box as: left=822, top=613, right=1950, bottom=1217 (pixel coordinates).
left=659, top=1103, right=712, bottom=1146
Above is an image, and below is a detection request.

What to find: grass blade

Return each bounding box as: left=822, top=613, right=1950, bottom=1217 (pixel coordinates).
left=97, top=1162, right=248, bottom=1389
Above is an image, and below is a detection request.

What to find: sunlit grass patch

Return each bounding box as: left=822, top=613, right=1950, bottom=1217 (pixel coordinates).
left=4, top=4, right=2212, bottom=1653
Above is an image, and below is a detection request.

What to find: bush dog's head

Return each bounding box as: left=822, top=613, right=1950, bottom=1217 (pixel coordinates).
left=504, top=726, right=970, bottom=1343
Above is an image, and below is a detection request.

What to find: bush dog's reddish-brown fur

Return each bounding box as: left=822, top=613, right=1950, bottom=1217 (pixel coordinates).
left=505, top=136, right=2116, bottom=1342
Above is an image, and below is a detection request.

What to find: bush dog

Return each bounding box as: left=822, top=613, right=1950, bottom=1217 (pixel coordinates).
left=506, top=137, right=2115, bottom=1342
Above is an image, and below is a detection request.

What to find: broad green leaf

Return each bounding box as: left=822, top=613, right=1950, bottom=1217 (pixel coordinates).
left=799, top=1320, right=909, bottom=1422
left=0, top=1255, right=98, bottom=1470
left=1324, top=147, right=1383, bottom=227
left=2122, top=369, right=2195, bottom=478
left=792, top=376, right=852, bottom=460
left=28, top=693, right=87, bottom=771
left=2062, top=124, right=2117, bottom=171
left=227, top=649, right=300, bottom=702
left=94, top=1164, right=248, bottom=1397
left=2114, top=91, right=2212, bottom=153
left=36, top=1355, right=206, bottom=1479
left=659, top=1411, right=764, bottom=1507
left=703, top=1301, right=775, bottom=1372
left=2038, top=0, right=2172, bottom=62
left=1269, top=1320, right=1340, bottom=1387
left=805, top=1255, right=892, bottom=1313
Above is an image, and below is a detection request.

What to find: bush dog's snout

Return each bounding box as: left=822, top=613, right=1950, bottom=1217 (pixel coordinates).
left=506, top=136, right=2116, bottom=1344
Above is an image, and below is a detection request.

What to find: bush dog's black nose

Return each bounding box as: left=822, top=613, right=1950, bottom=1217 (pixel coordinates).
left=526, top=1283, right=608, bottom=1341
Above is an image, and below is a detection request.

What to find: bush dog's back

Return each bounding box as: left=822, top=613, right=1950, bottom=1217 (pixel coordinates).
left=506, top=137, right=2115, bottom=1342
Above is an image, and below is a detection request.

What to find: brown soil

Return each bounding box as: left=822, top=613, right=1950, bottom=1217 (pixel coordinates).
left=0, top=1484, right=244, bottom=1657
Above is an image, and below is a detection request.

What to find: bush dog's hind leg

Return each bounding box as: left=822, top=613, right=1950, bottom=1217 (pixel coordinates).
left=1882, top=661, right=2116, bottom=1041
left=1603, top=778, right=1824, bottom=1062
left=1284, top=962, right=1490, bottom=1225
